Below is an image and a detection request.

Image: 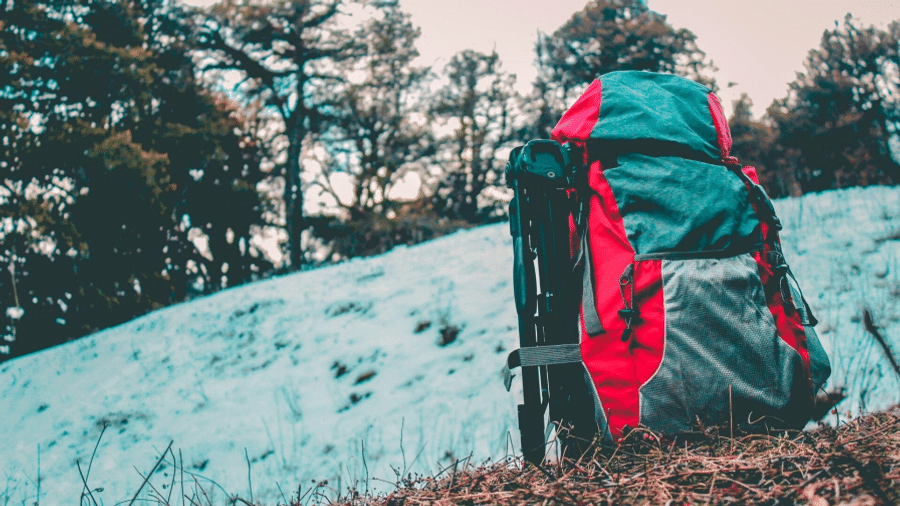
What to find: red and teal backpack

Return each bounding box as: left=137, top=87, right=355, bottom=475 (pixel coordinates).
left=506, top=71, right=831, bottom=454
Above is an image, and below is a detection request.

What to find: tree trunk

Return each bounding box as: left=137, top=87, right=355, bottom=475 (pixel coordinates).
left=285, top=115, right=306, bottom=270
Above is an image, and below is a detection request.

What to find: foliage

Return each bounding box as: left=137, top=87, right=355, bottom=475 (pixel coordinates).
left=285, top=1, right=456, bottom=262
left=312, top=1, right=434, bottom=222
left=728, top=94, right=791, bottom=197
left=767, top=15, right=900, bottom=194
left=429, top=50, right=520, bottom=224
left=197, top=0, right=360, bottom=269
left=0, top=0, right=271, bottom=359
left=306, top=199, right=471, bottom=262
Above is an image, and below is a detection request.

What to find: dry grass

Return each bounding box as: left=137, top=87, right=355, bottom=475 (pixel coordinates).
left=321, top=407, right=900, bottom=506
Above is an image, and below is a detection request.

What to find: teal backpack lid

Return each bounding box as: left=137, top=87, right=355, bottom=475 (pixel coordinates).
left=552, top=71, right=727, bottom=162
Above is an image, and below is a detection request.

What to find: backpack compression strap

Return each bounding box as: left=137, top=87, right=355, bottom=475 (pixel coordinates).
left=503, top=343, right=582, bottom=391
left=726, top=158, right=819, bottom=325
left=579, top=234, right=605, bottom=337
left=570, top=191, right=604, bottom=338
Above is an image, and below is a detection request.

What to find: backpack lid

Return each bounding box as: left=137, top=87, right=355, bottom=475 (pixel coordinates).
left=551, top=71, right=731, bottom=163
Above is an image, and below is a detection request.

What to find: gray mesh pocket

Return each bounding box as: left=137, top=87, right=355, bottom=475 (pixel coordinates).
left=639, top=253, right=805, bottom=434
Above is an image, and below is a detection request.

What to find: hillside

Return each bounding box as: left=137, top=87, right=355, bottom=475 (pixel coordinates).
left=1, top=185, right=900, bottom=505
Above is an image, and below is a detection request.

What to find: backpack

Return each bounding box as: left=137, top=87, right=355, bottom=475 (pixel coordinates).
left=504, top=70, right=831, bottom=461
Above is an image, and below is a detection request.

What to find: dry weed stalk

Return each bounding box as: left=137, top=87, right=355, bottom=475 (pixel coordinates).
left=863, top=308, right=900, bottom=384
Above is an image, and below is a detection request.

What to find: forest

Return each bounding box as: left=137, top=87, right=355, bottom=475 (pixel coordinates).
left=1, top=0, right=899, bottom=360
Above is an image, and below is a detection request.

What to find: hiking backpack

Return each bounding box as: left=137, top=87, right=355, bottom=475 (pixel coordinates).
left=504, top=70, right=831, bottom=463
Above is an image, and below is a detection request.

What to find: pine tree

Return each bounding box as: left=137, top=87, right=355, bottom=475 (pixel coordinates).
left=728, top=94, right=794, bottom=198
left=768, top=15, right=900, bottom=193
left=316, top=2, right=433, bottom=221
left=0, top=0, right=272, bottom=359
left=430, top=50, right=520, bottom=224
left=305, top=2, right=444, bottom=259
left=197, top=0, right=359, bottom=270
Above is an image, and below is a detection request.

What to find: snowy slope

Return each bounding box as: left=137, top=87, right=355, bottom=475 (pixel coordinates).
left=774, top=186, right=900, bottom=414
left=2, top=185, right=900, bottom=505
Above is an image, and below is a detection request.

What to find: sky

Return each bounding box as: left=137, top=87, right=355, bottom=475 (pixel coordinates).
left=2, top=183, right=899, bottom=504
left=180, top=0, right=900, bottom=117
left=398, top=0, right=900, bottom=117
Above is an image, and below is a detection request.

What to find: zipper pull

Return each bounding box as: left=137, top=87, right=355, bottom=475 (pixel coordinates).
left=619, top=264, right=638, bottom=342
left=768, top=249, right=797, bottom=314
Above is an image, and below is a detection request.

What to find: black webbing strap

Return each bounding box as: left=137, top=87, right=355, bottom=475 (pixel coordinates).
left=723, top=158, right=783, bottom=234
left=503, top=344, right=583, bottom=391
left=581, top=234, right=605, bottom=337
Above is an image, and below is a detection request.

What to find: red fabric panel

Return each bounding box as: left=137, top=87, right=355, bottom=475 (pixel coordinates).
left=741, top=166, right=813, bottom=393
left=743, top=165, right=760, bottom=183
left=631, top=260, right=665, bottom=429
left=578, top=163, right=665, bottom=438
left=567, top=189, right=579, bottom=258
left=584, top=163, right=633, bottom=324
left=707, top=92, right=732, bottom=159
left=551, top=79, right=602, bottom=143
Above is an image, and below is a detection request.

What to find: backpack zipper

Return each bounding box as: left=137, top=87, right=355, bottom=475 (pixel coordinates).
left=767, top=246, right=818, bottom=325
left=767, top=249, right=794, bottom=311
left=618, top=263, right=639, bottom=342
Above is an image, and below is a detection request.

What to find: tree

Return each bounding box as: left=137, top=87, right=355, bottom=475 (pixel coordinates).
left=532, top=0, right=715, bottom=137
left=302, top=1, right=450, bottom=260
left=314, top=1, right=433, bottom=221
left=430, top=50, right=520, bottom=224
left=768, top=15, right=900, bottom=194
left=197, top=0, right=359, bottom=269
left=728, top=94, right=795, bottom=198
left=0, top=0, right=272, bottom=359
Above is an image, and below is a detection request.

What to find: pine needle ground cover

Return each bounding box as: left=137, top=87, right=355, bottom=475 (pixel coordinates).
left=329, top=407, right=900, bottom=506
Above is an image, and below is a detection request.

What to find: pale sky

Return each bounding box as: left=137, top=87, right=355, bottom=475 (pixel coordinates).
left=398, top=0, right=900, bottom=118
